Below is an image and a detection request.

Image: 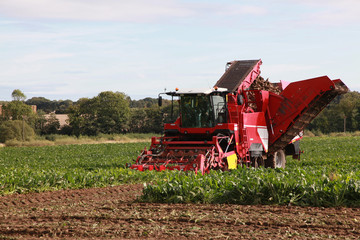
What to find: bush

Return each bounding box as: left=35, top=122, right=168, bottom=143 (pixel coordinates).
left=0, top=120, right=35, bottom=143
left=312, top=129, right=324, bottom=137
left=303, top=130, right=315, bottom=137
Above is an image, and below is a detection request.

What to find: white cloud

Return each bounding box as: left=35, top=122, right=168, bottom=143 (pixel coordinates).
left=0, top=0, right=194, bottom=22
left=261, top=63, right=320, bottom=82
left=0, top=0, right=271, bottom=25
left=14, top=53, right=74, bottom=63
left=264, top=63, right=317, bottom=74
left=1, top=0, right=358, bottom=27
left=0, top=52, right=74, bottom=80
left=215, top=5, right=267, bottom=16
left=288, top=0, right=360, bottom=26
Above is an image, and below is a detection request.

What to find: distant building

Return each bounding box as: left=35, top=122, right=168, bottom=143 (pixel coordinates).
left=44, top=114, right=69, bottom=127
left=31, top=105, right=37, bottom=113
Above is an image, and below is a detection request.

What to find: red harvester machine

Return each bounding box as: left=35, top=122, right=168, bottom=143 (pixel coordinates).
left=130, top=59, right=348, bottom=174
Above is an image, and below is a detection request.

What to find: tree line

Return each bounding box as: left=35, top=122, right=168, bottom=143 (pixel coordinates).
left=308, top=91, right=360, bottom=133
left=0, top=90, right=177, bottom=142
left=0, top=89, right=359, bottom=142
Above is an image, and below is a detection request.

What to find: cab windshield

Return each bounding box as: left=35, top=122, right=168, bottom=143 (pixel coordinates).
left=180, top=94, right=226, bottom=128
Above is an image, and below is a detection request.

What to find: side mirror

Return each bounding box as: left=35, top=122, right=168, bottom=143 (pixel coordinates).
left=158, top=96, right=163, bottom=106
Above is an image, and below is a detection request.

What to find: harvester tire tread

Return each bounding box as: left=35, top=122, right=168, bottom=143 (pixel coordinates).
left=266, top=150, right=286, bottom=169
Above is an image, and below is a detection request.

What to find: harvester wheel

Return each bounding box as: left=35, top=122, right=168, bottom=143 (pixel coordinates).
left=251, top=156, right=265, bottom=168
left=266, top=150, right=286, bottom=169
left=251, top=157, right=258, bottom=168
left=257, top=156, right=265, bottom=167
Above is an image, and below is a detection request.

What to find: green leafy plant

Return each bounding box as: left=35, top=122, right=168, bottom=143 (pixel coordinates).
left=141, top=136, right=360, bottom=207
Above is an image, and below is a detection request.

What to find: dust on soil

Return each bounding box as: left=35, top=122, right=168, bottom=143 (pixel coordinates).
left=0, top=184, right=359, bottom=239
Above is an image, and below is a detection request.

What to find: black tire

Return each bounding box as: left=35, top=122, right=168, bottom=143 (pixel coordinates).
left=251, top=157, right=258, bottom=168
left=251, top=156, right=265, bottom=168
left=257, top=156, right=265, bottom=168
left=266, top=150, right=286, bottom=169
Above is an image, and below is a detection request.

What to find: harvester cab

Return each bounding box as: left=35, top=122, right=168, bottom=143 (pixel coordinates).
left=162, top=87, right=228, bottom=131
left=130, top=59, right=348, bottom=174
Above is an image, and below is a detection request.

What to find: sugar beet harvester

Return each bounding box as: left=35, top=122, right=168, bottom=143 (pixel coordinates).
left=130, top=60, right=348, bottom=174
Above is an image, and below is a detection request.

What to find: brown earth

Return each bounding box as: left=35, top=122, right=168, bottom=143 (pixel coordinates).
left=0, top=184, right=359, bottom=239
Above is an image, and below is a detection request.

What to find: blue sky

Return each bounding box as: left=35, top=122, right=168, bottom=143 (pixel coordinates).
left=0, top=0, right=359, bottom=101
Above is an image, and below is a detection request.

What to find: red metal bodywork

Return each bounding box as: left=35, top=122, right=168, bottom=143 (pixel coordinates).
left=130, top=60, right=348, bottom=173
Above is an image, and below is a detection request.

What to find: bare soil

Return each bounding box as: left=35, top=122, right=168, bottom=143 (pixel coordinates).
left=0, top=184, right=359, bottom=239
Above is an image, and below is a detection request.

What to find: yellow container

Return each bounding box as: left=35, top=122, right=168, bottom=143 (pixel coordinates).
left=227, top=154, right=238, bottom=169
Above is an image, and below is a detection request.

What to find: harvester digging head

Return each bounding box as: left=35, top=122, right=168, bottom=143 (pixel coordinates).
left=129, top=59, right=348, bottom=173
left=132, top=134, right=235, bottom=174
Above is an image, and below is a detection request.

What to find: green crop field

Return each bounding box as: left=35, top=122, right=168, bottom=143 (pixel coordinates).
left=0, top=142, right=167, bottom=194
left=0, top=136, right=359, bottom=207
left=142, top=136, right=360, bottom=207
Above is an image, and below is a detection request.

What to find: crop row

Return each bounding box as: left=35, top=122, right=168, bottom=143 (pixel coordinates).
left=141, top=136, right=360, bottom=207
left=141, top=167, right=360, bottom=207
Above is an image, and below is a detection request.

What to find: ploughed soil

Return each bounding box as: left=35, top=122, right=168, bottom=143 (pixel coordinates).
left=0, top=184, right=359, bottom=239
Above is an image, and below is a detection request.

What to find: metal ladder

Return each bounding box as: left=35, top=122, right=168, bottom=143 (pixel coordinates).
left=241, top=128, right=251, bottom=166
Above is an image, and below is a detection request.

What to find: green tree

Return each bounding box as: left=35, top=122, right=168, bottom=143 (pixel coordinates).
left=1, top=101, right=33, bottom=121
left=42, top=113, right=60, bottom=134
left=336, top=92, right=360, bottom=132
left=0, top=90, right=38, bottom=142
left=129, top=108, right=147, bottom=133
left=11, top=89, right=26, bottom=101
left=56, top=100, right=73, bottom=114
left=144, top=107, right=163, bottom=133
left=67, top=104, right=84, bottom=137
left=0, top=120, right=35, bottom=142
left=308, top=109, right=330, bottom=133
left=67, top=92, right=130, bottom=136
left=95, top=91, right=130, bottom=134
left=308, top=91, right=360, bottom=133
left=67, top=98, right=96, bottom=136
left=26, top=97, right=74, bottom=114
left=34, top=110, right=47, bottom=134
left=26, top=97, right=55, bottom=113
left=128, top=100, right=179, bottom=133
left=162, top=102, right=180, bottom=124
left=1, top=89, right=37, bottom=124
